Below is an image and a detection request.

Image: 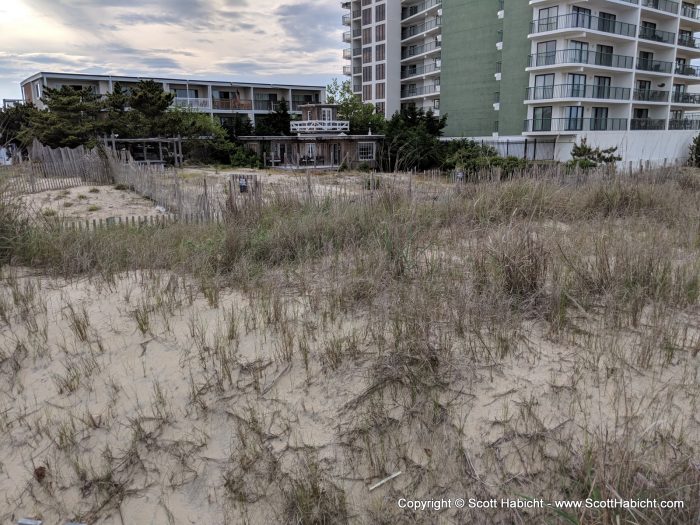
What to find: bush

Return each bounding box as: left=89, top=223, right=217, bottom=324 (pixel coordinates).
left=689, top=133, right=700, bottom=167
left=567, top=138, right=621, bottom=170
left=230, top=144, right=260, bottom=169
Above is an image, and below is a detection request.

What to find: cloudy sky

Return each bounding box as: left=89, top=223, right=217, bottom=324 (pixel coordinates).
left=0, top=0, right=345, bottom=101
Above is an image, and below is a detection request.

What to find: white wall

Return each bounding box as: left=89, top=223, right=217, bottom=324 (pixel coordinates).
left=555, top=130, right=697, bottom=165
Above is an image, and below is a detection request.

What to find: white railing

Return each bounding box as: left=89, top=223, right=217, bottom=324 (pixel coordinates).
left=173, top=98, right=211, bottom=110
left=291, top=120, right=351, bottom=133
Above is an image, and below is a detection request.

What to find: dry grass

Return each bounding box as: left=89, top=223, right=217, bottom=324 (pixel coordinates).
left=0, top=168, right=699, bottom=523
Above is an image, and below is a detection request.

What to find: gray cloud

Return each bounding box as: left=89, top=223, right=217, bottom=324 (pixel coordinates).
left=0, top=0, right=345, bottom=101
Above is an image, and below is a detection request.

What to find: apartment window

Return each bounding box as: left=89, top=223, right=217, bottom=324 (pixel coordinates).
left=362, top=85, right=372, bottom=101
left=533, top=106, right=552, bottom=131
left=639, top=50, right=654, bottom=70
left=376, top=102, right=385, bottom=115
left=363, top=47, right=373, bottom=63
left=306, top=143, right=317, bottom=157
left=434, top=99, right=440, bottom=109
left=375, top=4, right=386, bottom=22
left=375, top=82, right=385, bottom=99
left=567, top=73, right=586, bottom=97
left=376, top=63, right=385, bottom=80
left=595, top=44, right=613, bottom=67
left=534, top=74, right=554, bottom=99
left=376, top=44, right=385, bottom=61
left=571, top=6, right=591, bottom=28
left=537, top=6, right=558, bottom=32
left=376, top=24, right=386, bottom=42
left=363, top=66, right=373, bottom=82
left=172, top=88, right=199, bottom=98
left=569, top=41, right=590, bottom=64
left=536, top=40, right=556, bottom=66
left=594, top=76, right=611, bottom=98
left=598, top=12, right=617, bottom=33
left=565, top=106, right=584, bottom=131
left=362, top=0, right=372, bottom=5
left=358, top=142, right=376, bottom=161
left=591, top=107, right=609, bottom=130
left=363, top=28, right=372, bottom=45
left=362, top=8, right=372, bottom=25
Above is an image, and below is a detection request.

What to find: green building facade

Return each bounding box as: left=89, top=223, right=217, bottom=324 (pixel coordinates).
left=441, top=0, right=531, bottom=137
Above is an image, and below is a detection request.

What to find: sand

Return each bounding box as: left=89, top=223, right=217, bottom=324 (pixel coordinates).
left=0, top=266, right=697, bottom=524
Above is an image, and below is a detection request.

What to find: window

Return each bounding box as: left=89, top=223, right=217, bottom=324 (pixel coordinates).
left=363, top=66, right=373, bottom=82
left=594, top=76, right=611, bottom=99
left=305, top=143, right=317, bottom=157
left=591, top=107, right=609, bottom=130
left=362, top=8, right=372, bottom=25
left=534, top=74, right=554, bottom=99
left=363, top=28, right=372, bottom=45
left=375, top=102, right=385, bottom=115
left=571, top=6, right=591, bottom=29
left=533, top=106, right=552, bottom=131
left=375, top=44, right=385, bottom=61
left=376, top=24, right=385, bottom=42
left=565, top=106, right=584, bottom=131
left=567, top=73, right=586, bottom=98
left=537, top=6, right=558, bottom=32
left=363, top=47, right=372, bottom=63
left=375, top=4, right=385, bottom=22
left=375, top=82, right=385, bottom=99
left=358, top=142, right=376, bottom=161
left=598, top=12, right=616, bottom=33
left=536, top=40, right=556, bottom=66
left=362, top=0, right=371, bottom=5
left=639, top=50, right=654, bottom=70
left=321, top=108, right=332, bottom=121
left=362, top=85, right=372, bottom=101
left=376, top=63, right=385, bottom=80
left=595, top=44, right=613, bottom=67
left=569, top=40, right=589, bottom=64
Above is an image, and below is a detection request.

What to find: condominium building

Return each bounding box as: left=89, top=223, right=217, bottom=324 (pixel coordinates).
left=19, top=72, right=325, bottom=128
left=343, top=0, right=442, bottom=118
left=343, top=0, right=700, bottom=162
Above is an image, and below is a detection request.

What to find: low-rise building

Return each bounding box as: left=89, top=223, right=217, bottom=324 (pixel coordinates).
left=19, top=72, right=325, bottom=128
left=240, top=103, right=382, bottom=169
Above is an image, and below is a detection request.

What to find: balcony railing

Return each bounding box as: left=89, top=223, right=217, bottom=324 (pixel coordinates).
left=401, top=62, right=441, bottom=79
left=669, top=118, right=700, bottom=129
left=343, top=65, right=352, bottom=76
left=638, top=26, right=676, bottom=44
left=400, top=84, right=440, bottom=98
left=524, top=117, right=628, bottom=132
left=636, top=57, right=673, bottom=73
left=630, top=118, right=666, bottom=130
left=530, top=13, right=636, bottom=37
left=343, top=48, right=352, bottom=59
left=342, top=13, right=351, bottom=25
left=633, top=89, right=670, bottom=102
left=640, top=0, right=679, bottom=14
left=675, top=63, right=700, bottom=76
left=212, top=99, right=253, bottom=111
left=173, top=98, right=211, bottom=110
left=343, top=31, right=352, bottom=43
left=528, top=49, right=634, bottom=69
left=678, top=34, right=700, bottom=49
left=526, top=84, right=631, bottom=101
left=672, top=92, right=700, bottom=104
left=402, top=40, right=442, bottom=59
left=401, top=0, right=442, bottom=20
left=402, top=16, right=442, bottom=40
left=290, top=120, right=350, bottom=133
left=681, top=3, right=700, bottom=19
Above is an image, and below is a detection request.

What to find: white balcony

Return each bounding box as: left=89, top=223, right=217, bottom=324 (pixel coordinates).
left=291, top=120, right=351, bottom=133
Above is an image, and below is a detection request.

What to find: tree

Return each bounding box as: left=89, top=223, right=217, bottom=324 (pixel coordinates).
left=255, top=98, right=291, bottom=136
left=689, top=134, right=700, bottom=168
left=129, top=80, right=174, bottom=120
left=326, top=78, right=385, bottom=135
left=18, top=86, right=103, bottom=148
left=102, top=82, right=144, bottom=138
left=0, top=103, right=40, bottom=148
left=567, top=138, right=621, bottom=170
left=380, top=107, right=447, bottom=172
left=221, top=114, right=254, bottom=140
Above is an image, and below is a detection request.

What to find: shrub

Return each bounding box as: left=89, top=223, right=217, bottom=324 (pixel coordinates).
left=566, top=138, right=621, bottom=170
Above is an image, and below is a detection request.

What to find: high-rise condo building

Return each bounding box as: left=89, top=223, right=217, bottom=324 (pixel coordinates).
left=343, top=0, right=700, bottom=162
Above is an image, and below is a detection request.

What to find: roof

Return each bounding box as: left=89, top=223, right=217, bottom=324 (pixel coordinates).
left=20, top=71, right=325, bottom=91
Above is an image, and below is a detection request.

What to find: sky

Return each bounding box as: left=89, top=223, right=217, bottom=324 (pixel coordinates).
left=0, top=0, right=345, bottom=101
